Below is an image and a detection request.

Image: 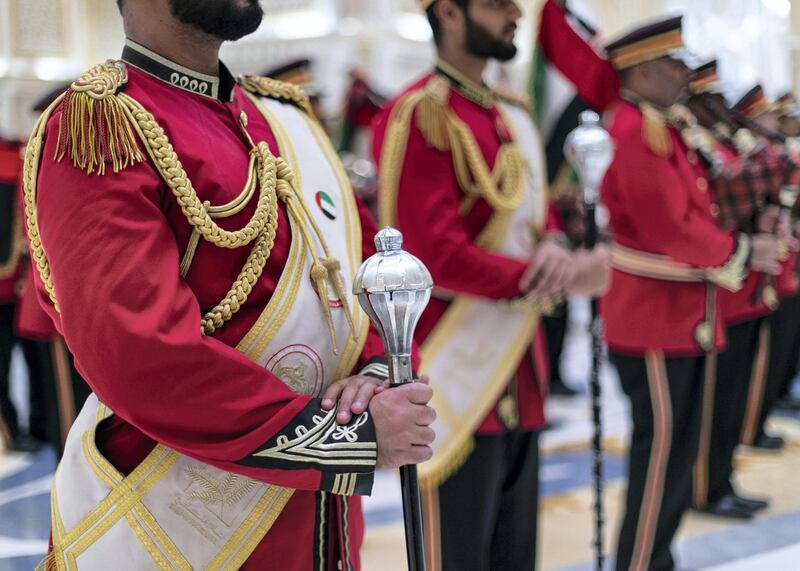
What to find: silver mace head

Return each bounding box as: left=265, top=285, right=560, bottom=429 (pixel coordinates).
left=353, top=227, right=433, bottom=385
left=564, top=110, right=615, bottom=205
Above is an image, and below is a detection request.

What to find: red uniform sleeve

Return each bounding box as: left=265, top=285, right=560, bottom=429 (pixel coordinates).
left=602, top=134, right=736, bottom=267
left=34, top=113, right=377, bottom=495
left=377, top=114, right=528, bottom=300
left=538, top=0, right=620, bottom=112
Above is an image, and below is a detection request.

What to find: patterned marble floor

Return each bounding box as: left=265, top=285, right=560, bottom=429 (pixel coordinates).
left=2, top=300, right=799, bottom=570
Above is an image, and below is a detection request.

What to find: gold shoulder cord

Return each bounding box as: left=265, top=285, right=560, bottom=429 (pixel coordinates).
left=238, top=75, right=314, bottom=117
left=378, top=75, right=527, bottom=227
left=24, top=61, right=354, bottom=344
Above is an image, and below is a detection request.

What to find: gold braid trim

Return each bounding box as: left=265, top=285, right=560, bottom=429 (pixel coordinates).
left=378, top=81, right=526, bottom=227
left=238, top=75, right=314, bottom=117
left=119, top=94, right=283, bottom=335
left=122, top=93, right=276, bottom=250
left=24, top=95, right=65, bottom=311
left=55, top=60, right=144, bottom=175
left=416, top=75, right=451, bottom=152
left=493, top=86, right=531, bottom=113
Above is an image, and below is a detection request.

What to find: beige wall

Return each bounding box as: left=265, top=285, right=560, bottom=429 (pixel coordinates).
left=0, top=0, right=795, bottom=139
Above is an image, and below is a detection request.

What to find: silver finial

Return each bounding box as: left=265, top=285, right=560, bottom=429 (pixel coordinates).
left=354, top=227, right=433, bottom=385
left=374, top=227, right=404, bottom=253
left=564, top=111, right=615, bottom=205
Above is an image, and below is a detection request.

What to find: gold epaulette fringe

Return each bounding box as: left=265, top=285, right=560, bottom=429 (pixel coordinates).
left=493, top=86, right=531, bottom=113
left=416, top=75, right=451, bottom=152
left=238, top=75, right=314, bottom=116
left=55, top=60, right=144, bottom=176
left=418, top=436, right=475, bottom=490
left=641, top=102, right=673, bottom=157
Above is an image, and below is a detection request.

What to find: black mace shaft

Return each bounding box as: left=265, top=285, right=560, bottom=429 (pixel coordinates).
left=399, top=463, right=426, bottom=570
left=585, top=200, right=605, bottom=571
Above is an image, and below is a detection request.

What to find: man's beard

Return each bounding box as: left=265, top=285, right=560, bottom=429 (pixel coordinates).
left=465, top=16, right=517, bottom=62
left=168, top=0, right=264, bottom=41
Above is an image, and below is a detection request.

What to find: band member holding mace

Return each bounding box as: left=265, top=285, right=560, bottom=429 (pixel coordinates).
left=373, top=1, right=609, bottom=569
left=24, top=0, right=436, bottom=569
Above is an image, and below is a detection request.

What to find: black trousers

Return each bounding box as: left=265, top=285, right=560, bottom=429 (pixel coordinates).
left=612, top=352, right=705, bottom=571
left=542, top=302, right=568, bottom=384
left=748, top=295, right=800, bottom=443
left=693, top=318, right=765, bottom=507
left=29, top=337, right=91, bottom=454
left=0, top=302, right=89, bottom=452
left=0, top=302, right=20, bottom=441
left=422, top=430, right=540, bottom=571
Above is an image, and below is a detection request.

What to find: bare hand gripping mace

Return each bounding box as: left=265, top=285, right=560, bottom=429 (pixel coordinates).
left=565, top=111, right=615, bottom=571
left=354, top=227, right=433, bottom=571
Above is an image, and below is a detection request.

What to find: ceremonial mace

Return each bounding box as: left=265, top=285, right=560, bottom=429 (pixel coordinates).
left=564, top=111, right=614, bottom=571
left=354, top=227, right=433, bottom=571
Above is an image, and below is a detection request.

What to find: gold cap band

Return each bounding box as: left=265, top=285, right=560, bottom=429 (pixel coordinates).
left=607, top=29, right=685, bottom=71
left=419, top=0, right=436, bottom=9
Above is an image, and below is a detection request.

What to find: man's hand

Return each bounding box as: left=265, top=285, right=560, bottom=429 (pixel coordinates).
left=371, top=383, right=436, bottom=470
left=750, top=233, right=781, bottom=275
left=567, top=244, right=611, bottom=297
left=519, top=240, right=576, bottom=299
left=321, top=375, right=388, bottom=425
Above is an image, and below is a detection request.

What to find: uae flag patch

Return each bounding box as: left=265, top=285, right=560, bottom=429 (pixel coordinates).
left=315, top=191, right=337, bottom=220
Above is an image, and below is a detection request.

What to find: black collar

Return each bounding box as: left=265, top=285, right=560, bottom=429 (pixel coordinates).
left=121, top=39, right=236, bottom=102
left=434, top=60, right=494, bottom=109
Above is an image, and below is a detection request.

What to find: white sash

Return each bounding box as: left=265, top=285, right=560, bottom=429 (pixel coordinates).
left=50, top=97, right=367, bottom=570
left=418, top=102, right=547, bottom=488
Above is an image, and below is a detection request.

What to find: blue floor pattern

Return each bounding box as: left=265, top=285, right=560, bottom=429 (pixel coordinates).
left=0, top=445, right=625, bottom=569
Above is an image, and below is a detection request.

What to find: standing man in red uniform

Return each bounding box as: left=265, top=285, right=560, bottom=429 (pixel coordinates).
left=731, top=86, right=800, bottom=451
left=373, top=1, right=608, bottom=569
left=599, top=20, right=779, bottom=571
left=25, top=0, right=436, bottom=569
left=682, top=64, right=782, bottom=520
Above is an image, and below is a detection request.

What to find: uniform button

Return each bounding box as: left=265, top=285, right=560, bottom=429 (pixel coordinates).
left=710, top=204, right=720, bottom=218
left=697, top=177, right=708, bottom=192
left=687, top=151, right=699, bottom=165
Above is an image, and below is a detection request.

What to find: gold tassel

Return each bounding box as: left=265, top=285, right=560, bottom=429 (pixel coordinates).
left=179, top=228, right=202, bottom=278
left=54, top=61, right=143, bottom=175
left=419, top=436, right=476, bottom=491
left=641, top=103, right=673, bottom=157
left=311, top=261, right=338, bottom=355
left=322, top=258, right=357, bottom=338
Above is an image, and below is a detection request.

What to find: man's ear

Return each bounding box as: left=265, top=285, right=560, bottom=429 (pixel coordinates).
left=434, top=0, right=466, bottom=36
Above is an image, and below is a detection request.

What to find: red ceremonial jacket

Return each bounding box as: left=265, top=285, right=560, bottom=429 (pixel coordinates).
left=372, top=70, right=548, bottom=434
left=32, top=42, right=390, bottom=571
left=601, top=101, right=739, bottom=355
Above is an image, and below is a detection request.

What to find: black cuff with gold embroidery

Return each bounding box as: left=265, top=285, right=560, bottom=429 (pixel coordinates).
left=358, top=356, right=390, bottom=381
left=237, top=400, right=377, bottom=496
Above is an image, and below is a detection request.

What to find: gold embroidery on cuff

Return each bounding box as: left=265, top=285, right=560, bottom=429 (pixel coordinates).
left=252, top=409, right=376, bottom=467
